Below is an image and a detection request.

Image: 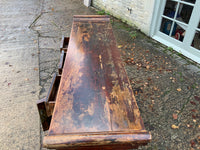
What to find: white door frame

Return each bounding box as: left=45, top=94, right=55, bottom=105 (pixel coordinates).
left=150, top=0, right=200, bottom=63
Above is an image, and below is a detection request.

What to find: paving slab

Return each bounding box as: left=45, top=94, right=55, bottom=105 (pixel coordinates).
left=0, top=0, right=42, bottom=149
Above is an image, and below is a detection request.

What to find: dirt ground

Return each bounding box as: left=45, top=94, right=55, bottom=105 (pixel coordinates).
left=111, top=19, right=200, bottom=150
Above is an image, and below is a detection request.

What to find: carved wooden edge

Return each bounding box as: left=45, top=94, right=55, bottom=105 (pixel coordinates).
left=73, top=15, right=110, bottom=22
left=43, top=130, right=151, bottom=149
left=37, top=73, right=61, bottom=131
left=73, top=15, right=110, bottom=18
left=60, top=36, right=69, bottom=53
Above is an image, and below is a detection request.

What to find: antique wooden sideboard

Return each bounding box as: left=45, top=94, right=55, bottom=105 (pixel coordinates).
left=37, top=15, right=151, bottom=150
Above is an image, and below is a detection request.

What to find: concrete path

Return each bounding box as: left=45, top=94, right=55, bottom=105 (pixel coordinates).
left=0, top=0, right=41, bottom=149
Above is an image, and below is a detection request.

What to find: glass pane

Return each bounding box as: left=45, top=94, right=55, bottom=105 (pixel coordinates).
left=160, top=18, right=173, bottom=35
left=177, top=4, right=193, bottom=24
left=191, top=31, right=200, bottom=50
left=171, top=23, right=186, bottom=42
left=181, top=0, right=196, bottom=4
left=163, top=0, right=178, bottom=19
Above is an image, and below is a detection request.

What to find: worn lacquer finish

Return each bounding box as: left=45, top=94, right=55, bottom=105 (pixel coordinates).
left=44, top=15, right=151, bottom=149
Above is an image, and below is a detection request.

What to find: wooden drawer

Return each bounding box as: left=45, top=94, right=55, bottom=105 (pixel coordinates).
left=58, top=36, right=69, bottom=74
left=60, top=36, right=69, bottom=52
left=37, top=73, right=61, bottom=131
left=58, top=50, right=66, bottom=75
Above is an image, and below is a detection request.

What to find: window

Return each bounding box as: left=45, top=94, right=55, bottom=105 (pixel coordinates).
left=151, top=0, right=200, bottom=63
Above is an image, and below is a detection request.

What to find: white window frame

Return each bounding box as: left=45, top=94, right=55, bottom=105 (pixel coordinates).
left=150, top=0, right=200, bottom=63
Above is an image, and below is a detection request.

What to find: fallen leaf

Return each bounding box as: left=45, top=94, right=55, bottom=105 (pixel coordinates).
left=147, top=77, right=151, bottom=81
left=190, top=140, right=196, bottom=148
left=118, top=45, right=123, bottom=48
left=153, top=87, right=158, bottom=91
left=25, top=78, right=29, bottom=81
left=173, top=113, right=178, bottom=120
left=34, top=68, right=38, bottom=71
left=187, top=124, right=192, bottom=128
left=192, top=114, right=196, bottom=119
left=171, top=124, right=179, bottom=129
left=190, top=101, right=197, bottom=105
left=146, top=65, right=150, bottom=69
left=148, top=104, right=154, bottom=110
left=191, top=109, right=198, bottom=113
left=51, top=8, right=54, bottom=11
left=194, top=96, right=200, bottom=102
left=193, top=119, right=197, bottom=123
left=34, top=40, right=37, bottom=43
left=135, top=91, right=138, bottom=95
left=177, top=88, right=181, bottom=92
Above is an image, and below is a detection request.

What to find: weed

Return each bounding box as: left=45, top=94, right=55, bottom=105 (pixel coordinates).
left=106, top=12, right=110, bottom=15
left=110, top=19, right=113, bottom=24
left=180, top=77, right=184, bottom=82
left=129, top=31, right=137, bottom=39
left=167, top=47, right=173, bottom=52
left=192, top=83, right=197, bottom=89
left=178, top=72, right=184, bottom=82
left=97, top=10, right=105, bottom=15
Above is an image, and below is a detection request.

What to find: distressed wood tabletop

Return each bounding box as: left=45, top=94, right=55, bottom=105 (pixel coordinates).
left=43, top=15, right=151, bottom=149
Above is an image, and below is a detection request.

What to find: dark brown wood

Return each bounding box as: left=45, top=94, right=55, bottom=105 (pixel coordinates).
left=37, top=73, right=61, bottom=131
left=60, top=36, right=69, bottom=52
left=45, top=73, right=61, bottom=117
left=37, top=98, right=51, bottom=131
left=43, top=131, right=150, bottom=149
left=43, top=15, right=151, bottom=149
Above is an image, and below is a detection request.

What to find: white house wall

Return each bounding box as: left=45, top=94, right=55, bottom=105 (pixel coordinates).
left=92, top=0, right=155, bottom=35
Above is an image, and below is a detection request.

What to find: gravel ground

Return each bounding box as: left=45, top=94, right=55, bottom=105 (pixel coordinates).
left=112, top=19, right=200, bottom=150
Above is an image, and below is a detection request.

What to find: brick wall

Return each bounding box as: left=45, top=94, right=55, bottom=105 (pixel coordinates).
left=92, top=0, right=155, bottom=35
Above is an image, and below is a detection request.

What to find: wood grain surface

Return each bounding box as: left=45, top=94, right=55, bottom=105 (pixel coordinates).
left=43, top=15, right=151, bottom=149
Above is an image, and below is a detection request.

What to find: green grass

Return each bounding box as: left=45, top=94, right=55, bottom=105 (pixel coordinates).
left=97, top=10, right=105, bottom=15
left=167, top=47, right=173, bottom=52
left=97, top=10, right=111, bottom=16
left=129, top=31, right=137, bottom=39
